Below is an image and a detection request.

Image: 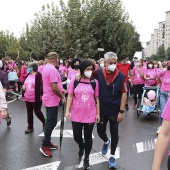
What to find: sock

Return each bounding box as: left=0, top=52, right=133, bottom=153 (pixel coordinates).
left=110, top=154, right=115, bottom=159
left=104, top=139, right=109, bottom=144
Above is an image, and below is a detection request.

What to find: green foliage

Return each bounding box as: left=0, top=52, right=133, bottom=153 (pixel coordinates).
left=157, top=45, right=165, bottom=59
left=0, top=0, right=143, bottom=60
left=166, top=47, right=170, bottom=60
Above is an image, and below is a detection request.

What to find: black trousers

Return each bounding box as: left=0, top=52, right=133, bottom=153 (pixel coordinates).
left=133, top=84, right=144, bottom=104
left=72, top=121, right=94, bottom=159
left=168, top=156, right=170, bottom=170
left=42, top=106, right=58, bottom=147
left=97, top=114, right=118, bottom=155
left=25, top=101, right=45, bottom=129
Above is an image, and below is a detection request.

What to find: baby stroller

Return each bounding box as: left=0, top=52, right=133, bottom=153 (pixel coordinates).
left=136, top=86, right=160, bottom=120
left=7, top=71, right=20, bottom=100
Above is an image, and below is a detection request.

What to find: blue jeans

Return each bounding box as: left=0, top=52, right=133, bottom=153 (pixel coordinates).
left=160, top=90, right=170, bottom=124
left=42, top=106, right=58, bottom=147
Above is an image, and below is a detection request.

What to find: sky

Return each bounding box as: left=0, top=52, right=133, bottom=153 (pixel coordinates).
left=0, top=0, right=170, bottom=47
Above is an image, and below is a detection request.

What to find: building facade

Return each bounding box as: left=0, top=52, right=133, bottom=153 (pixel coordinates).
left=145, top=11, right=170, bottom=57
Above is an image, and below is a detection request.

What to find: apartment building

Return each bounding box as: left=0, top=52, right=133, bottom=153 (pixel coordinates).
left=165, top=11, right=170, bottom=50
left=145, top=11, right=169, bottom=57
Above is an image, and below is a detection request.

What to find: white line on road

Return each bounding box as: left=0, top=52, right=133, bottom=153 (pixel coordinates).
left=64, top=148, right=120, bottom=170
left=136, top=139, right=157, bottom=153
left=39, top=129, right=95, bottom=138
left=22, top=161, right=61, bottom=170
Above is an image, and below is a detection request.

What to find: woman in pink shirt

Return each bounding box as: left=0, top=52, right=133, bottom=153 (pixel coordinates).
left=67, top=58, right=81, bottom=86
left=38, top=60, right=44, bottom=74
left=131, top=59, right=145, bottom=108
left=20, top=62, right=27, bottom=84
left=65, top=60, right=100, bottom=170
left=23, top=62, right=45, bottom=133
left=144, top=61, right=158, bottom=86
left=59, top=59, right=67, bottom=77
left=152, top=96, right=170, bottom=170
left=156, top=62, right=170, bottom=134
left=66, top=58, right=73, bottom=74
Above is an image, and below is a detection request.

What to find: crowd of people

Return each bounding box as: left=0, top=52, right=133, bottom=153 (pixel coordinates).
left=0, top=52, right=170, bottom=169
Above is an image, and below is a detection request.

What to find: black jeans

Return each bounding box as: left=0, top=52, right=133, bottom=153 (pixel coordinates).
left=72, top=121, right=94, bottom=159
left=97, top=114, right=118, bottom=155
left=42, top=106, right=58, bottom=147
left=133, top=84, right=144, bottom=104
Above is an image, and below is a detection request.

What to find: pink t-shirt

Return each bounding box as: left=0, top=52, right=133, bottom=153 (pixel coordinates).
left=24, top=74, right=36, bottom=102
left=20, top=65, right=27, bottom=83
left=67, top=70, right=80, bottom=80
left=132, top=66, right=145, bottom=85
left=42, top=64, right=63, bottom=107
left=159, top=70, right=170, bottom=92
left=67, top=78, right=99, bottom=123
left=67, top=66, right=73, bottom=74
left=38, top=65, right=44, bottom=74
left=145, top=68, right=157, bottom=86
left=59, top=65, right=67, bottom=75
left=162, top=96, right=170, bottom=121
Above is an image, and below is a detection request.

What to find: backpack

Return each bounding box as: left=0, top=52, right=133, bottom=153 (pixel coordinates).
left=73, top=77, right=96, bottom=102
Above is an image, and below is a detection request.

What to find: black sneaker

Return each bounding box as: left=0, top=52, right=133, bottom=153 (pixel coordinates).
left=7, top=117, right=11, bottom=127
left=125, top=104, right=129, bottom=110
left=78, top=144, right=85, bottom=158
left=25, top=129, right=34, bottom=134
left=83, top=158, right=90, bottom=170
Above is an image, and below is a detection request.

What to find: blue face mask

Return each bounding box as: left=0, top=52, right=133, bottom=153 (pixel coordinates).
left=27, top=67, right=33, bottom=74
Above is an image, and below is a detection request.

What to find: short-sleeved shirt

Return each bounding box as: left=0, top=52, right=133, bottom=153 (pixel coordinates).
left=162, top=96, right=170, bottom=121
left=145, top=68, right=157, bottom=86
left=59, top=65, right=67, bottom=75
left=67, top=70, right=80, bottom=80
left=38, top=65, right=44, bottom=74
left=42, top=63, right=63, bottom=107
left=67, top=78, right=99, bottom=123
left=117, top=62, right=131, bottom=81
left=132, top=66, right=145, bottom=85
left=159, top=70, right=170, bottom=92
left=24, top=74, right=36, bottom=102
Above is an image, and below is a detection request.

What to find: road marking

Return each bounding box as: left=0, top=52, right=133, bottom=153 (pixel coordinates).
left=7, top=96, right=22, bottom=104
left=39, top=129, right=95, bottom=138
left=64, top=148, right=120, bottom=170
left=22, top=161, right=61, bottom=170
left=7, top=98, right=18, bottom=104
left=136, top=139, right=157, bottom=153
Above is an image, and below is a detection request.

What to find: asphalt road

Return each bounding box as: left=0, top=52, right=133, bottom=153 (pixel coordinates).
left=0, top=97, right=168, bottom=170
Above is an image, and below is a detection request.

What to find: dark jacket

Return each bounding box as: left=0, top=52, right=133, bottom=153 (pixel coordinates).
left=0, top=69, right=9, bottom=89
left=97, top=68, right=125, bottom=116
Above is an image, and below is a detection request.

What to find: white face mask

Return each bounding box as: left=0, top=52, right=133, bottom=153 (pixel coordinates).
left=163, top=68, right=167, bottom=71
left=136, top=62, right=141, bottom=66
left=60, top=60, right=63, bottom=64
left=84, top=70, right=92, bottom=78
left=148, top=64, right=153, bottom=68
left=108, top=64, right=116, bottom=72
left=100, top=63, right=104, bottom=68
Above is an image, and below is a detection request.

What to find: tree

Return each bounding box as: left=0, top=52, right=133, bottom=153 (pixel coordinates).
left=157, top=45, right=165, bottom=60
left=19, top=0, right=143, bottom=60
left=166, top=47, right=170, bottom=60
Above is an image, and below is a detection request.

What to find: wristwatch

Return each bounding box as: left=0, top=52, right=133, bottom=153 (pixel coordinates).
left=119, top=110, right=124, bottom=114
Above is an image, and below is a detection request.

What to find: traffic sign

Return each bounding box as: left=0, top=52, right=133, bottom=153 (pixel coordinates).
left=98, top=48, right=104, bottom=51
